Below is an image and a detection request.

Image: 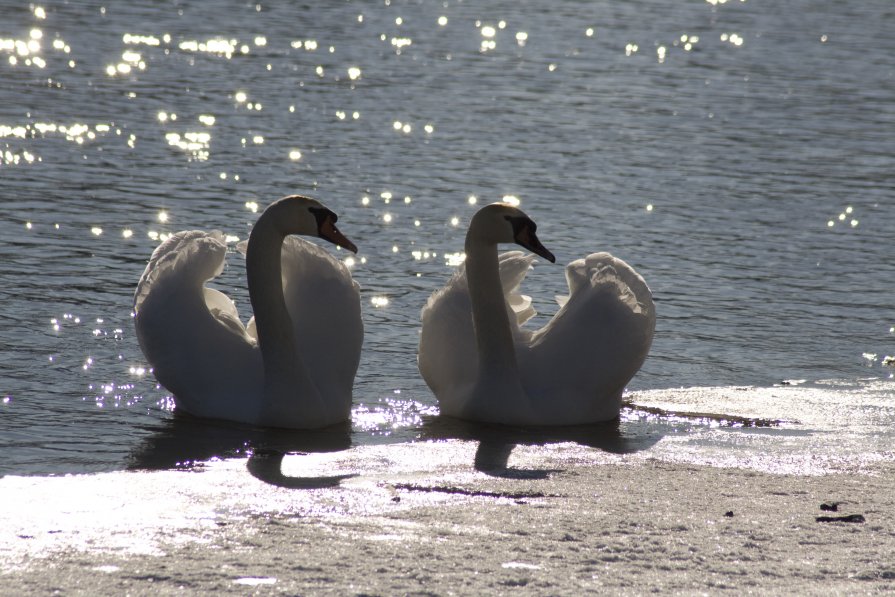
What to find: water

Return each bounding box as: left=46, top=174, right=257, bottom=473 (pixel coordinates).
left=1, top=0, right=892, bottom=476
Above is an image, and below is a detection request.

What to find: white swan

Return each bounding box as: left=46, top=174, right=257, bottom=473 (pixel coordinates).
left=134, top=195, right=362, bottom=429
left=418, top=203, right=655, bottom=425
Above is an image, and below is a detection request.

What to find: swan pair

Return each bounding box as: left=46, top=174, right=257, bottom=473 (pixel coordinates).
left=134, top=195, right=655, bottom=429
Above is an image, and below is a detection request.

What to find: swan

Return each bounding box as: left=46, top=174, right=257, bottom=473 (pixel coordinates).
left=418, top=203, right=655, bottom=426
left=134, top=195, right=363, bottom=429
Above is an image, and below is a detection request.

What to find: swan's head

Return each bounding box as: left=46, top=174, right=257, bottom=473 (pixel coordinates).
left=270, top=195, right=358, bottom=253
left=467, top=203, right=555, bottom=263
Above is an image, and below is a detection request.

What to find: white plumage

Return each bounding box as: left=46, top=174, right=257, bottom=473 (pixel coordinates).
left=134, top=196, right=362, bottom=429
left=419, top=203, right=655, bottom=426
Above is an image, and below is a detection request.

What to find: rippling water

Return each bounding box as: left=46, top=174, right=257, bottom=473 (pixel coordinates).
left=1, top=0, right=893, bottom=475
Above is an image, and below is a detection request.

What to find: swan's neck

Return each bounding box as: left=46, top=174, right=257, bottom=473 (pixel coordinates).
left=465, top=238, right=518, bottom=376
left=245, top=216, right=316, bottom=419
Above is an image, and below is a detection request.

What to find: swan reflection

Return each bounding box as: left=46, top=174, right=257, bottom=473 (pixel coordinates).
left=419, top=405, right=666, bottom=478
left=128, top=414, right=354, bottom=489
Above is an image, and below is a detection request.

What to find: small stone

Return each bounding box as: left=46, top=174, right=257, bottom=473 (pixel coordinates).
left=724, top=511, right=734, bottom=517
left=820, top=502, right=840, bottom=512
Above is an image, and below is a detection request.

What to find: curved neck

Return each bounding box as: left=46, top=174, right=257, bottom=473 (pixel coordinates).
left=245, top=215, right=315, bottom=415
left=464, top=237, right=518, bottom=376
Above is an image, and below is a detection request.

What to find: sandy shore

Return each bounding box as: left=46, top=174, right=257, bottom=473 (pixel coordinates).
left=2, top=429, right=895, bottom=595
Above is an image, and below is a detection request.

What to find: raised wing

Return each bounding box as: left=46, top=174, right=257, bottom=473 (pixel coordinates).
left=278, top=237, right=362, bottom=403
left=134, top=231, right=261, bottom=419
left=521, top=252, right=655, bottom=414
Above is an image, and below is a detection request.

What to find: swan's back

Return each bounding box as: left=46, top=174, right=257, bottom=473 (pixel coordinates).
left=134, top=231, right=263, bottom=422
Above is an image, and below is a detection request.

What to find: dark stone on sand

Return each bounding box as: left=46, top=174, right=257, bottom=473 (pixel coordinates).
left=816, top=514, right=865, bottom=523
left=724, top=511, right=734, bottom=517
left=820, top=502, right=840, bottom=512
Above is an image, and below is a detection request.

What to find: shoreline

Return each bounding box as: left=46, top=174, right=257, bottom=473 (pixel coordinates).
left=3, top=438, right=894, bottom=595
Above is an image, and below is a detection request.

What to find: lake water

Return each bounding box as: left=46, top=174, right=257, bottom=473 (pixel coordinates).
left=1, top=0, right=892, bottom=476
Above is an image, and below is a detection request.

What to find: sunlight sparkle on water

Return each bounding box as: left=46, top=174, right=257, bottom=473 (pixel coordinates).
left=391, top=37, right=412, bottom=50
left=371, top=296, right=389, bottom=308
left=165, top=132, right=211, bottom=161
left=445, top=252, right=466, bottom=267
left=179, top=38, right=240, bottom=58
left=502, top=195, right=521, bottom=207
left=393, top=120, right=413, bottom=134
left=291, top=40, right=318, bottom=51
left=106, top=48, right=146, bottom=76
left=479, top=25, right=497, bottom=52
left=123, top=34, right=160, bottom=46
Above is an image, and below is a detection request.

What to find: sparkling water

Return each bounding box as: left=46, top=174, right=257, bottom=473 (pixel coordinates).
left=1, top=0, right=892, bottom=475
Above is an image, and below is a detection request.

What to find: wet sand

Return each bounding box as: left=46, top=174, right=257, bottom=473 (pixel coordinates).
left=2, top=433, right=895, bottom=595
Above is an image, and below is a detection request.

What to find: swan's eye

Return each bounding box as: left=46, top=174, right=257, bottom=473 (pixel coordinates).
left=309, top=206, right=336, bottom=226
left=507, top=215, right=534, bottom=237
